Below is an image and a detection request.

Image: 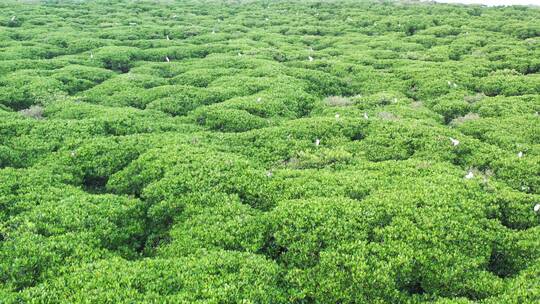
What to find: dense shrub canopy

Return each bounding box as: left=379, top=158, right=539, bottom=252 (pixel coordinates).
left=0, top=0, right=539, bottom=303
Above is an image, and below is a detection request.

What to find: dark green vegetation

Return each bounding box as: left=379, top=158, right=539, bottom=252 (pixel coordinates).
left=1, top=0, right=539, bottom=302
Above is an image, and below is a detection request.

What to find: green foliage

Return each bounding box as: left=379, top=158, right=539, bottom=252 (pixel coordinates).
left=0, top=193, right=144, bottom=289
left=107, top=145, right=273, bottom=209
left=0, top=73, right=66, bottom=110
left=143, top=85, right=226, bottom=116
left=266, top=197, right=371, bottom=268
left=158, top=195, right=266, bottom=256
left=94, top=46, right=140, bottom=72
left=193, top=106, right=270, bottom=132
left=0, top=0, right=539, bottom=302
left=18, top=251, right=286, bottom=303
left=478, top=72, right=540, bottom=96
left=51, top=65, right=114, bottom=94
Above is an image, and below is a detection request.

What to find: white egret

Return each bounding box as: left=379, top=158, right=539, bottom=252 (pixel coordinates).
left=449, top=137, right=460, bottom=146
left=534, top=204, right=540, bottom=212
left=465, top=171, right=474, bottom=179
left=363, top=112, right=369, bottom=119
left=165, top=56, right=170, bottom=62
left=315, top=138, right=320, bottom=146
left=308, top=56, right=314, bottom=62
left=518, top=151, right=523, bottom=158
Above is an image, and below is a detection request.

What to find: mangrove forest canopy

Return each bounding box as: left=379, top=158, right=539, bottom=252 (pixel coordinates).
left=0, top=0, right=539, bottom=302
